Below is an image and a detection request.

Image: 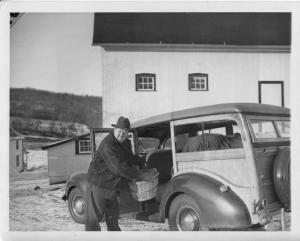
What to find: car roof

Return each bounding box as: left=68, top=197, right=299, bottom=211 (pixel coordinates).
left=132, top=103, right=290, bottom=129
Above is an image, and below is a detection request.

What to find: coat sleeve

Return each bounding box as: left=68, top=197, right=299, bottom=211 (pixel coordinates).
left=102, top=143, right=139, bottom=180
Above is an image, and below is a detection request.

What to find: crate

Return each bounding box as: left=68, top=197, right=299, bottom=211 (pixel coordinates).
left=129, top=169, right=159, bottom=202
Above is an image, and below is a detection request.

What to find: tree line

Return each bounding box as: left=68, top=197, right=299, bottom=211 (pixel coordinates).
left=10, top=88, right=102, bottom=128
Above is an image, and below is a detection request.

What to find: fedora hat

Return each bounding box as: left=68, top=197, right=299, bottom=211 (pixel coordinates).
left=111, top=116, right=131, bottom=131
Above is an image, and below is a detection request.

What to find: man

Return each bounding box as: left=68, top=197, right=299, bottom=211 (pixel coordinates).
left=85, top=116, right=141, bottom=231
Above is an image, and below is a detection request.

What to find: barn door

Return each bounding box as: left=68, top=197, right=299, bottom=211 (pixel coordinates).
left=258, top=81, right=284, bottom=107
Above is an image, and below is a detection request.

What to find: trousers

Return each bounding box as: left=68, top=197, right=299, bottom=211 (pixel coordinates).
left=85, top=184, right=121, bottom=231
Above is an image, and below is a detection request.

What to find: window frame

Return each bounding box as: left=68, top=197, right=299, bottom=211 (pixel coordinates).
left=247, top=115, right=290, bottom=143
left=173, top=116, right=243, bottom=154
left=188, top=73, right=209, bottom=91
left=135, top=73, right=156, bottom=91
left=78, top=139, right=91, bottom=154
left=170, top=114, right=245, bottom=176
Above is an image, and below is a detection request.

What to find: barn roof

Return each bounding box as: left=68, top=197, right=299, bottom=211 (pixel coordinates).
left=41, top=133, right=90, bottom=150
left=93, top=13, right=291, bottom=46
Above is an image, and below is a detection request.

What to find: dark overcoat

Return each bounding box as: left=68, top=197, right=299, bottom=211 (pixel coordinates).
left=87, top=132, right=139, bottom=191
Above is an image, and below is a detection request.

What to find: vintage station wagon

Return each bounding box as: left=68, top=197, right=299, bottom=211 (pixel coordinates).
left=63, top=103, right=290, bottom=231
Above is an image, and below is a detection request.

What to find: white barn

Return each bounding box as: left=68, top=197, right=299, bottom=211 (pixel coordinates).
left=92, top=13, right=291, bottom=127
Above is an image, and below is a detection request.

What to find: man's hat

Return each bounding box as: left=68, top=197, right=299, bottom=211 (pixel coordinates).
left=112, top=116, right=131, bottom=131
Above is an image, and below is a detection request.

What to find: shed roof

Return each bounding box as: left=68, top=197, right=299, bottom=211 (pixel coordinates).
left=41, top=133, right=89, bottom=150
left=132, top=103, right=290, bottom=129
left=93, top=13, right=291, bottom=46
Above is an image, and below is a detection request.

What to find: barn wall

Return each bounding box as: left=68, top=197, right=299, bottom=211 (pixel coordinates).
left=47, top=141, right=91, bottom=184
left=102, top=50, right=290, bottom=127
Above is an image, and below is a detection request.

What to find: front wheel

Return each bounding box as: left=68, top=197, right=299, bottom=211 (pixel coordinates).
left=168, top=194, right=202, bottom=231
left=68, top=187, right=86, bottom=224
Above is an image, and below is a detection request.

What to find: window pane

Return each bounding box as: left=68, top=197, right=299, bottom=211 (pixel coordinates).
left=194, top=77, right=200, bottom=83
left=138, top=137, right=160, bottom=153
left=275, top=121, right=290, bottom=137
left=190, top=75, right=208, bottom=90
left=79, top=140, right=91, bottom=153
left=136, top=74, right=155, bottom=91
left=175, top=120, right=242, bottom=153
left=251, top=120, right=278, bottom=138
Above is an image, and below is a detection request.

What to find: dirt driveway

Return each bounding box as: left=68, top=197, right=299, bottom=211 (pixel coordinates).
left=9, top=170, right=290, bottom=231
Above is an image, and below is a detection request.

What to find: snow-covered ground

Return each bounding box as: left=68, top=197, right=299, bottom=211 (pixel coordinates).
left=9, top=170, right=290, bottom=231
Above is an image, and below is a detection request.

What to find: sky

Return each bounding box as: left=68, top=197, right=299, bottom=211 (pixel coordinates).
left=10, top=13, right=102, bottom=97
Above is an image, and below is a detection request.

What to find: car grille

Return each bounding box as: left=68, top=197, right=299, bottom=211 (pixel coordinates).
left=254, top=147, right=282, bottom=213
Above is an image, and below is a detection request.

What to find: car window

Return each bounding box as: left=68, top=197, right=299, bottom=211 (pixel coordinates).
left=250, top=120, right=278, bottom=139
left=174, top=120, right=243, bottom=153
left=164, top=134, right=189, bottom=152
left=275, top=120, right=290, bottom=137
left=138, top=137, right=160, bottom=154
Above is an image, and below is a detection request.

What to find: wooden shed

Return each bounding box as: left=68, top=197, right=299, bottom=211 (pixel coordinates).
left=42, top=134, right=92, bottom=184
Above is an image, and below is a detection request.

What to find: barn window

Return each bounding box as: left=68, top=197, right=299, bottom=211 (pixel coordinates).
left=78, top=140, right=91, bottom=154
left=188, top=73, right=208, bottom=91
left=136, top=73, right=156, bottom=91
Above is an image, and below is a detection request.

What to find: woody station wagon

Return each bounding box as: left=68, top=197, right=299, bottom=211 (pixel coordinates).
left=63, top=103, right=290, bottom=231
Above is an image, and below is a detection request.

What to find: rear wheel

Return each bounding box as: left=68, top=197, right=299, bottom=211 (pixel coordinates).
left=273, top=147, right=290, bottom=211
left=68, top=187, right=86, bottom=224
left=168, top=194, right=201, bottom=231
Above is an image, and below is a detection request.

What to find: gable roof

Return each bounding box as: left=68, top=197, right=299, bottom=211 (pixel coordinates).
left=93, top=13, right=291, bottom=46
left=41, top=133, right=90, bottom=150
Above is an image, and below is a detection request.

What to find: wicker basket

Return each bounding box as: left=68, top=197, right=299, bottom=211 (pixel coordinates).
left=129, top=168, right=159, bottom=202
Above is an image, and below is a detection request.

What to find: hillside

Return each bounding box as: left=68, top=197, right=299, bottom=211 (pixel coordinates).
left=10, top=88, right=102, bottom=149
left=10, top=88, right=102, bottom=128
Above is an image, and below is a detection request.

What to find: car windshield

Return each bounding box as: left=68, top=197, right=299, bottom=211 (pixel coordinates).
left=250, top=119, right=290, bottom=139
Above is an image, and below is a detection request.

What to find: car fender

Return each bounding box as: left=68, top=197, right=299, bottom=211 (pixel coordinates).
left=65, top=172, right=88, bottom=200
left=159, top=172, right=251, bottom=229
